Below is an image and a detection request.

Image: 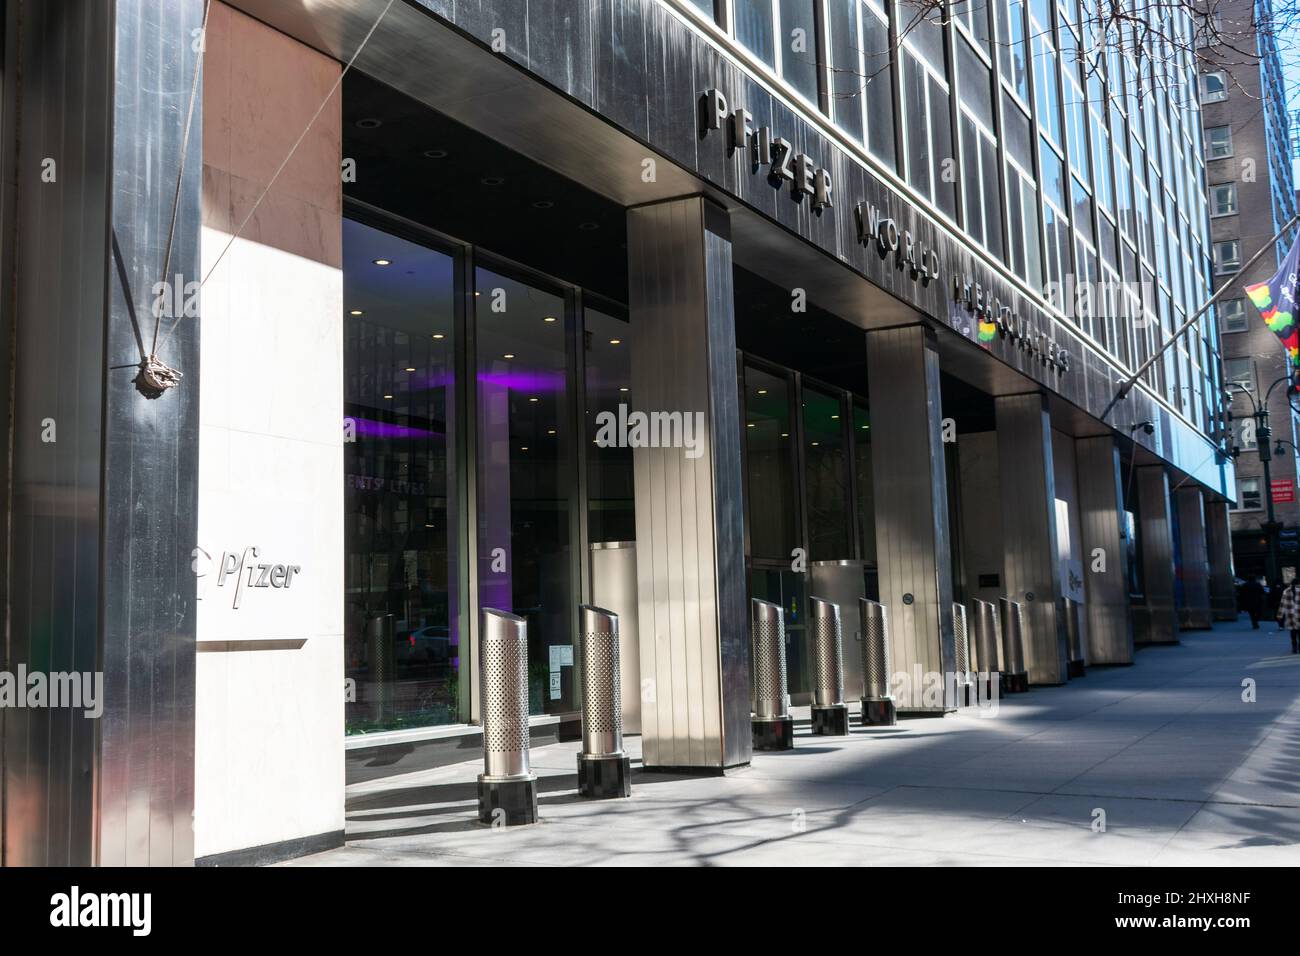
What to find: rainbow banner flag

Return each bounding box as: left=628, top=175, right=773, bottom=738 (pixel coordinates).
left=1245, top=232, right=1300, bottom=380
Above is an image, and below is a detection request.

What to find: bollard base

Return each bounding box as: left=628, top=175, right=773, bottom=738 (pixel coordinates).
left=752, top=716, right=795, bottom=751
left=477, top=774, right=539, bottom=826
left=811, top=704, right=849, bottom=736
left=577, top=753, right=631, bottom=799
left=1003, top=671, right=1030, bottom=694
left=860, top=697, right=897, bottom=726
left=1067, top=659, right=1086, bottom=679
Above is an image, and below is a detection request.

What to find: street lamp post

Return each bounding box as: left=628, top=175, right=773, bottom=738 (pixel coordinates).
left=1229, top=375, right=1297, bottom=592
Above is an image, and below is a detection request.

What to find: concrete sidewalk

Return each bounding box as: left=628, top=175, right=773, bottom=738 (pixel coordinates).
left=292, top=618, right=1300, bottom=866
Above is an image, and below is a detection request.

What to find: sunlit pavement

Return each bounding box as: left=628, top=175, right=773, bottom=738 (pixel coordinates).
left=291, top=618, right=1300, bottom=866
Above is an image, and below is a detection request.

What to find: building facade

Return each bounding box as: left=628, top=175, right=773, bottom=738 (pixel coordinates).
left=1199, top=0, right=1300, bottom=582
left=0, top=0, right=1236, bottom=865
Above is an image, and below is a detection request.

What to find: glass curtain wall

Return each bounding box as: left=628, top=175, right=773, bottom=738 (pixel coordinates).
left=343, top=217, right=459, bottom=734
left=474, top=266, right=577, bottom=716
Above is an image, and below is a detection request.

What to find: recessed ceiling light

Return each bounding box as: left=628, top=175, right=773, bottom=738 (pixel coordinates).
left=405, top=367, right=416, bottom=373
left=355, top=117, right=383, bottom=129
left=532, top=200, right=554, bottom=209
left=474, top=291, right=481, bottom=296
left=609, top=338, right=621, bottom=345
left=528, top=397, right=539, bottom=403
left=619, top=387, right=629, bottom=393
left=547, top=429, right=556, bottom=435
left=350, top=309, right=364, bottom=316
left=543, top=316, right=557, bottom=323
left=383, top=394, right=393, bottom=400
left=811, top=442, right=820, bottom=447
left=831, top=414, right=840, bottom=420
left=423, top=148, right=448, bottom=159
left=520, top=447, right=529, bottom=452
left=578, top=221, right=599, bottom=231
left=503, top=353, right=515, bottom=360
left=747, top=423, right=755, bottom=428
left=373, top=258, right=392, bottom=266
left=781, top=433, right=789, bottom=438
left=432, top=333, right=445, bottom=340
left=481, top=176, right=505, bottom=186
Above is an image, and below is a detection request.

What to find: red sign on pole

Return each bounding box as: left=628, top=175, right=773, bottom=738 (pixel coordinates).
left=1271, top=479, right=1295, bottom=504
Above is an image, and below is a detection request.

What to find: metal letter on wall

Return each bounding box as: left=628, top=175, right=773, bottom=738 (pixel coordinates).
left=995, top=393, right=1068, bottom=684
left=864, top=326, right=956, bottom=711
left=626, top=197, right=750, bottom=769
left=1074, top=436, right=1134, bottom=665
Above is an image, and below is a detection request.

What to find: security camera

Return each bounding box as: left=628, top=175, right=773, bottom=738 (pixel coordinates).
left=1129, top=420, right=1155, bottom=436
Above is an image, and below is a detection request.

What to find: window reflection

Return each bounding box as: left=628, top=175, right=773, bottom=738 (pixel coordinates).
left=343, top=218, right=458, bottom=733
left=744, top=364, right=798, bottom=560
left=475, top=268, right=576, bottom=715
left=802, top=385, right=850, bottom=560
left=585, top=306, right=635, bottom=545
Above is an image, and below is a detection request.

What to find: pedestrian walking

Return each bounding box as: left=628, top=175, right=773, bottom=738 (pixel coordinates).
left=1277, top=580, right=1300, bottom=654
left=1241, top=576, right=1266, bottom=630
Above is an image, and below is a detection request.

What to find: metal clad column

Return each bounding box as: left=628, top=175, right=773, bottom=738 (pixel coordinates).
left=1174, top=487, right=1213, bottom=630
left=995, top=393, right=1068, bottom=685
left=627, top=197, right=750, bottom=770
left=865, top=326, right=956, bottom=712
left=1136, top=465, right=1181, bottom=644
left=1205, top=499, right=1237, bottom=621
left=1074, top=436, right=1135, bottom=664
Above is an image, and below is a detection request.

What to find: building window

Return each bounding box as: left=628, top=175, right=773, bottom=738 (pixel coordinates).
left=1200, top=71, right=1228, bottom=103
left=1220, top=297, right=1248, bottom=332
left=1210, top=182, right=1238, bottom=217
left=734, top=0, right=820, bottom=104
left=344, top=217, right=460, bottom=733
left=1206, top=125, right=1233, bottom=159
left=1223, top=356, right=1253, bottom=392
left=1213, top=239, right=1241, bottom=274
left=1235, top=476, right=1262, bottom=511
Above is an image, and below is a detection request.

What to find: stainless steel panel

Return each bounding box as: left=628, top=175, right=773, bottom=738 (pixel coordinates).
left=479, top=609, right=534, bottom=780
left=809, top=560, right=868, bottom=699
left=995, top=393, right=1068, bottom=684
left=627, top=196, right=749, bottom=769
left=590, top=541, right=641, bottom=734
left=1205, top=500, right=1237, bottom=621
left=864, top=326, right=955, bottom=712
left=808, top=597, right=845, bottom=707
left=1136, top=466, right=1181, bottom=644
left=3, top=0, right=201, bottom=867
left=751, top=599, right=790, bottom=720
left=1074, top=436, right=1135, bottom=664
left=1174, top=487, right=1213, bottom=630
left=577, top=606, right=625, bottom=759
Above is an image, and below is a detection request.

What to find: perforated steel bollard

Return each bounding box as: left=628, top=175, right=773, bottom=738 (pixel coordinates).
left=998, top=597, right=1030, bottom=694
left=365, top=613, right=395, bottom=723
left=952, top=602, right=973, bottom=706
left=969, top=599, right=1003, bottom=704
left=809, top=597, right=849, bottom=735
left=751, top=598, right=794, bottom=750
left=476, top=608, right=539, bottom=825
left=576, top=605, right=631, bottom=798
left=1062, top=596, right=1086, bottom=678
left=858, top=598, right=896, bottom=726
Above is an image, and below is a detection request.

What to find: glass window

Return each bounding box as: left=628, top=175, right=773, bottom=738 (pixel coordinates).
left=1033, top=35, right=1061, bottom=144
left=344, top=218, right=459, bottom=733
left=735, top=0, right=776, bottom=68
left=802, top=385, right=851, bottom=560
left=1212, top=239, right=1240, bottom=274
left=903, top=52, right=932, bottom=198
left=778, top=0, right=820, bottom=102
left=1200, top=71, right=1227, bottom=103
left=1223, top=356, right=1253, bottom=390
left=474, top=267, right=576, bottom=716
left=862, top=5, right=895, bottom=165
left=1220, top=297, right=1248, bottom=333
left=584, top=307, right=634, bottom=545
left=1206, top=125, right=1233, bottom=158
left=1235, top=476, right=1261, bottom=511
left=1001, top=0, right=1030, bottom=100
left=1209, top=182, right=1238, bottom=217
left=744, top=364, right=798, bottom=559
left=828, top=0, right=864, bottom=145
